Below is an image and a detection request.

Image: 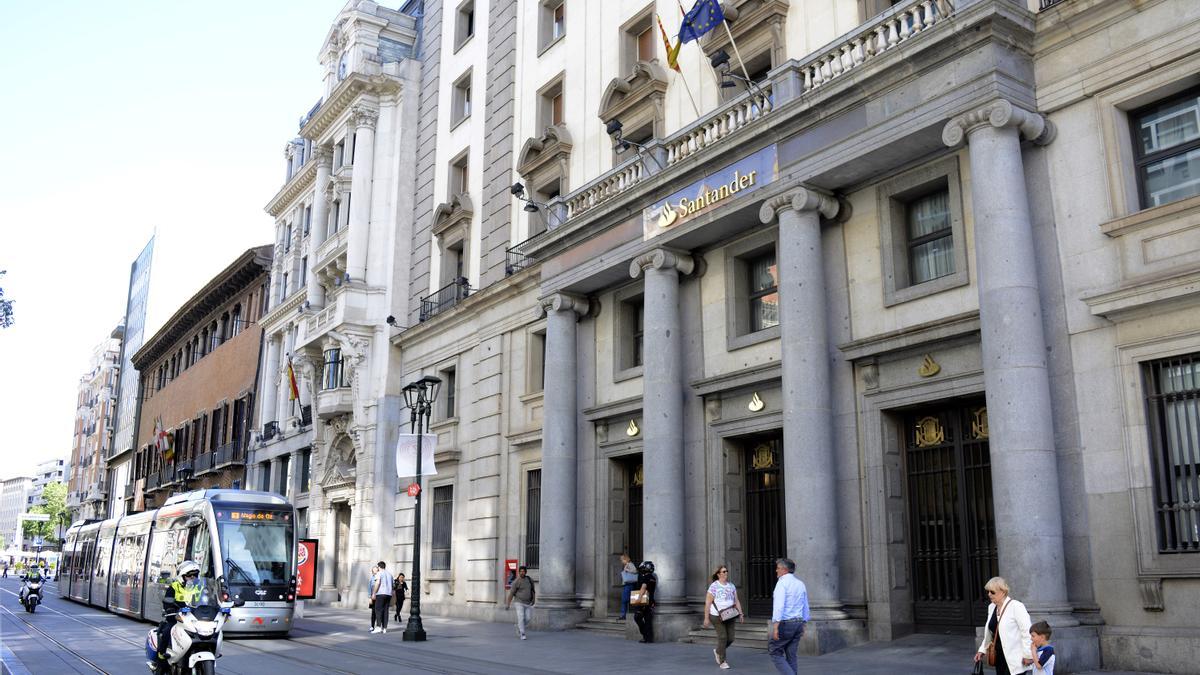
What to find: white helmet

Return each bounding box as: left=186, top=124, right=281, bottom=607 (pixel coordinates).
left=178, top=560, right=200, bottom=578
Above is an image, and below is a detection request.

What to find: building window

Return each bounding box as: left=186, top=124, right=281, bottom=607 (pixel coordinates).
left=877, top=156, right=968, bottom=307
left=905, top=190, right=954, bottom=285
left=450, top=151, right=470, bottom=197
left=452, top=71, right=472, bottom=126
left=539, top=0, right=565, bottom=51
left=300, top=257, right=308, bottom=288
left=615, top=286, right=644, bottom=379
left=334, top=139, right=346, bottom=169
left=525, top=469, right=541, bottom=568
left=259, top=462, right=271, bottom=492
left=441, top=239, right=465, bottom=288
left=441, top=366, right=457, bottom=419
left=1132, top=89, right=1200, bottom=209
left=538, top=77, right=564, bottom=130
left=281, top=272, right=289, bottom=299
left=1143, top=353, right=1200, bottom=553
left=528, top=329, right=546, bottom=394
left=299, top=448, right=311, bottom=494
left=747, top=251, right=779, bottom=333
left=620, top=10, right=655, bottom=73
left=322, top=348, right=345, bottom=390
left=277, top=455, right=291, bottom=497
left=455, top=0, right=475, bottom=48
left=431, top=485, right=454, bottom=570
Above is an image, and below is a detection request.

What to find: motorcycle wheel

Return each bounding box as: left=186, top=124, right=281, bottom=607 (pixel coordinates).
left=26, top=602, right=35, bottom=613
left=193, top=660, right=215, bottom=675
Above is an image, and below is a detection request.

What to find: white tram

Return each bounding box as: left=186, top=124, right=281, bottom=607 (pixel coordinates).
left=61, top=489, right=297, bottom=636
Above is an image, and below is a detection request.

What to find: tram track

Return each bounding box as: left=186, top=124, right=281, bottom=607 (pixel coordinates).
left=0, top=601, right=107, bottom=674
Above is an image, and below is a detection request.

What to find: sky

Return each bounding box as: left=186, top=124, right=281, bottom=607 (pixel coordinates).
left=0, top=1, right=341, bottom=479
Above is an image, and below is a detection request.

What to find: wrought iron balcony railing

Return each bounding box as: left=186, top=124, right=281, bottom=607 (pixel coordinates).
left=420, top=277, right=472, bottom=322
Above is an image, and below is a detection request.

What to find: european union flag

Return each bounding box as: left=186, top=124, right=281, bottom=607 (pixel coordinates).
left=679, top=0, right=725, bottom=44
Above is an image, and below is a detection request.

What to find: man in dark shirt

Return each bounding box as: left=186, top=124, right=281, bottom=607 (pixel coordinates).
left=633, top=561, right=657, bottom=643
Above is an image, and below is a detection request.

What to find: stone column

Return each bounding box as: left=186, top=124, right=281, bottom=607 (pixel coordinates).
left=943, top=100, right=1074, bottom=618
left=629, top=249, right=694, bottom=630
left=262, top=335, right=281, bottom=426
left=307, top=146, right=333, bottom=309
left=536, top=292, right=589, bottom=623
left=346, top=106, right=377, bottom=283
left=759, top=189, right=846, bottom=619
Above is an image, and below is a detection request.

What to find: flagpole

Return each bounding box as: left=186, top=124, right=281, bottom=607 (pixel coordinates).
left=721, top=20, right=753, bottom=83
left=677, top=69, right=701, bottom=118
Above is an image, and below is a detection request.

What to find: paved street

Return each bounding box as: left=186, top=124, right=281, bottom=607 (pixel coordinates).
left=0, top=577, right=1147, bottom=674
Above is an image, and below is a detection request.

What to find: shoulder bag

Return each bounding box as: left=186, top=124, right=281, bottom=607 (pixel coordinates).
left=986, top=599, right=1009, bottom=667
left=718, top=605, right=741, bottom=621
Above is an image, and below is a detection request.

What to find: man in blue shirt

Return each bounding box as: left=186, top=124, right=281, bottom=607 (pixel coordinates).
left=769, top=558, right=809, bottom=675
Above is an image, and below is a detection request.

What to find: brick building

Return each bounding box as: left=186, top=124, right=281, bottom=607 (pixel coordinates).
left=131, top=246, right=272, bottom=510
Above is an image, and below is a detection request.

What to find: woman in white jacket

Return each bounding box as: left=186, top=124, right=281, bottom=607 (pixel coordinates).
left=975, top=577, right=1033, bottom=675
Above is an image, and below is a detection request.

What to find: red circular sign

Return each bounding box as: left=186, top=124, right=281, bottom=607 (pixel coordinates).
left=406, top=483, right=421, bottom=497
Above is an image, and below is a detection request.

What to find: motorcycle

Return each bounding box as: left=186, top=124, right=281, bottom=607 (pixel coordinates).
left=145, top=577, right=244, bottom=675
left=20, top=575, right=42, bottom=613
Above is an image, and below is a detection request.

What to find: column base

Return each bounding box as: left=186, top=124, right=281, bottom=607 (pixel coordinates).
left=1049, top=624, right=1101, bottom=672
left=799, top=617, right=868, bottom=655
left=530, top=605, right=590, bottom=631
left=315, top=587, right=339, bottom=604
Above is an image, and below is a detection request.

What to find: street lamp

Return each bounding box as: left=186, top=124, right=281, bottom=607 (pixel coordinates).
left=401, top=374, right=441, bottom=642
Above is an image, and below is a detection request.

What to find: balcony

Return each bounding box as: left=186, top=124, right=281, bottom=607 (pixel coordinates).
left=123, top=482, right=135, bottom=499
left=317, top=357, right=353, bottom=419
left=419, top=277, right=472, bottom=322
left=144, top=472, right=160, bottom=491
left=215, top=443, right=246, bottom=467
left=195, top=452, right=215, bottom=475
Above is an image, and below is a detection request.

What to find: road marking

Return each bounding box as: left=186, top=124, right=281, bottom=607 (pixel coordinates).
left=0, top=641, right=33, bottom=675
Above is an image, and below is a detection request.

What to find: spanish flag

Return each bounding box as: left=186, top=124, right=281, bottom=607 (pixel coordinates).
left=287, top=355, right=300, bottom=401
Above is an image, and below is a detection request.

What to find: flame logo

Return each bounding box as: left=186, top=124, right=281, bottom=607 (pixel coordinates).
left=747, top=392, right=765, bottom=412
left=917, top=354, right=941, bottom=378
left=657, top=203, right=678, bottom=229
left=626, top=419, right=640, bottom=436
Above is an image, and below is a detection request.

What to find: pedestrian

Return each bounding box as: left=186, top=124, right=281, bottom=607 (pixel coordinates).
left=505, top=565, right=536, bottom=640
left=370, top=561, right=392, bottom=634
left=703, top=564, right=745, bottom=669
left=367, top=564, right=379, bottom=631
left=768, top=558, right=809, bottom=675
left=975, top=576, right=1033, bottom=675
left=618, top=552, right=638, bottom=621
left=393, top=572, right=408, bottom=623
left=632, top=560, right=657, bottom=643
left=1030, top=621, right=1056, bottom=675
left=1, top=563, right=7, bottom=578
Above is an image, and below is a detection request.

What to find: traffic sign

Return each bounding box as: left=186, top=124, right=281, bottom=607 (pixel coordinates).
left=406, top=483, right=421, bottom=497
left=20, top=513, right=50, bottom=522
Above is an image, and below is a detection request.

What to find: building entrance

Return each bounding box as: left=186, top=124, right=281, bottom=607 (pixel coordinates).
left=605, top=454, right=643, bottom=616
left=744, top=436, right=785, bottom=617
left=333, top=502, right=351, bottom=601
left=903, top=401, right=997, bottom=632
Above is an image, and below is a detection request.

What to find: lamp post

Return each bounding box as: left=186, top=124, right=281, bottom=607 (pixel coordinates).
left=401, top=375, right=441, bottom=642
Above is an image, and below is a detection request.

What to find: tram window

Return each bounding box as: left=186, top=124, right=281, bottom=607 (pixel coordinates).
left=187, top=525, right=214, bottom=578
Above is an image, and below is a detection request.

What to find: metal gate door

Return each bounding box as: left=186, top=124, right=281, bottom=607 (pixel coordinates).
left=745, top=438, right=785, bottom=617
left=628, top=461, right=644, bottom=564
left=905, top=403, right=997, bottom=631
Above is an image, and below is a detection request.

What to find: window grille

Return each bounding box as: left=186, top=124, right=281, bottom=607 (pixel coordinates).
left=525, top=469, right=541, bottom=568
left=432, top=485, right=454, bottom=570
left=1143, top=353, right=1200, bottom=553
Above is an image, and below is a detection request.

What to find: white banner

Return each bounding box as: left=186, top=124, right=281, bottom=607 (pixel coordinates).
left=395, top=433, right=438, bottom=479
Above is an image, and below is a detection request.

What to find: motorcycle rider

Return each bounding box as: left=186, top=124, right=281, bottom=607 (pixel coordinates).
left=18, top=562, right=43, bottom=604
left=148, top=561, right=202, bottom=674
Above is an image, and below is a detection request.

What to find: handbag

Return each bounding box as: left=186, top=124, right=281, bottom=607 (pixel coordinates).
left=971, top=660, right=984, bottom=675
left=718, top=605, right=741, bottom=621
left=621, top=570, right=638, bottom=584
left=986, top=599, right=1009, bottom=667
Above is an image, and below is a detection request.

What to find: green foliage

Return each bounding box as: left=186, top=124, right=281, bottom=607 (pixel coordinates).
left=0, top=270, right=12, bottom=329
left=22, top=482, right=67, bottom=544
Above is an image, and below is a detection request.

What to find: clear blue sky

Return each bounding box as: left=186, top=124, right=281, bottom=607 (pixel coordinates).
left=0, top=1, right=343, bottom=478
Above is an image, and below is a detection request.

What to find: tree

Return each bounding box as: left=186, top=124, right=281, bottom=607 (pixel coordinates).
left=23, top=482, right=67, bottom=545
left=0, top=270, right=13, bottom=328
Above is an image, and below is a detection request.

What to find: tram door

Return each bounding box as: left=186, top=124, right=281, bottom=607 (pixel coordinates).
left=744, top=437, right=785, bottom=617
left=905, top=402, right=997, bottom=631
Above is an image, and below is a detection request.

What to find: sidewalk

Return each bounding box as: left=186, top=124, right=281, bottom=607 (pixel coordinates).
left=291, top=605, right=982, bottom=674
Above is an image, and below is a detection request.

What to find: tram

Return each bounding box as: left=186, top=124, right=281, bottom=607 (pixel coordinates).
left=60, top=489, right=297, bottom=636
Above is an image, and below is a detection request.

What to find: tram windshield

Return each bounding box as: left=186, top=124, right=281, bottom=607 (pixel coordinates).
left=214, top=506, right=294, bottom=587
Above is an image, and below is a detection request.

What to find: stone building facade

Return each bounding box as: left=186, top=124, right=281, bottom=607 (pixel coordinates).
left=66, top=327, right=122, bottom=522
left=130, top=246, right=271, bottom=511
left=256, top=0, right=1200, bottom=671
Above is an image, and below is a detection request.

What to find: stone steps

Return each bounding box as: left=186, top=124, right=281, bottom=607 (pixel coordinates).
left=683, top=623, right=771, bottom=651
left=575, top=617, right=627, bottom=638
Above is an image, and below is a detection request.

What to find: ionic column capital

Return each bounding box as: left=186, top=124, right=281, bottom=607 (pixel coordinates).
left=629, top=248, right=695, bottom=279
left=351, top=105, right=379, bottom=130
left=759, top=186, right=843, bottom=225
left=537, top=291, right=589, bottom=318
left=942, top=98, right=1056, bottom=148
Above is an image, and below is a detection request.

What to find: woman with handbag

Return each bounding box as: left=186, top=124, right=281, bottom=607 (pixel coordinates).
left=702, top=564, right=745, bottom=670
left=618, top=553, right=638, bottom=620
left=975, top=577, right=1034, bottom=675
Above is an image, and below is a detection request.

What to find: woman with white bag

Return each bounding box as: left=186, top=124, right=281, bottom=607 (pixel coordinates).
left=702, top=564, right=745, bottom=669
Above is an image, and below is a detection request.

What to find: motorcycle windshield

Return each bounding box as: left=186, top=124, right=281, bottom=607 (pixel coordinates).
left=187, top=579, right=221, bottom=621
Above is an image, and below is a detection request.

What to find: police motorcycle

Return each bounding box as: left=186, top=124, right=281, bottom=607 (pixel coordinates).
left=19, top=573, right=43, bottom=613
left=145, top=578, right=244, bottom=675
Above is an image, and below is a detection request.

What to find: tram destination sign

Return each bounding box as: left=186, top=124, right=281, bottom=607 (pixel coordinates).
left=642, top=144, right=778, bottom=240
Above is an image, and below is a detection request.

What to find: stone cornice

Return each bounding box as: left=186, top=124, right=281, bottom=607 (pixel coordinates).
left=1083, top=270, right=1200, bottom=321
left=265, top=158, right=319, bottom=217
left=837, top=311, right=981, bottom=361
left=598, top=61, right=670, bottom=124
left=517, top=124, right=573, bottom=180
left=260, top=287, right=309, bottom=332
left=942, top=98, right=1055, bottom=147
left=432, top=193, right=474, bottom=238
left=301, top=73, right=402, bottom=141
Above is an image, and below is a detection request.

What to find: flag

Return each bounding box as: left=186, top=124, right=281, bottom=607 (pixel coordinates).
left=395, top=434, right=439, bottom=478
left=679, top=0, right=725, bottom=43
left=287, top=355, right=300, bottom=401
left=656, top=14, right=682, bottom=72
left=154, top=416, right=174, bottom=462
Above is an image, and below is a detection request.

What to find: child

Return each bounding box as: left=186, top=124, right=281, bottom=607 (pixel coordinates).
left=1030, top=620, right=1056, bottom=675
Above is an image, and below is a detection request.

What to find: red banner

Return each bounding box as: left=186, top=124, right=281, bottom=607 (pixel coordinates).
left=297, top=539, right=319, bottom=600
